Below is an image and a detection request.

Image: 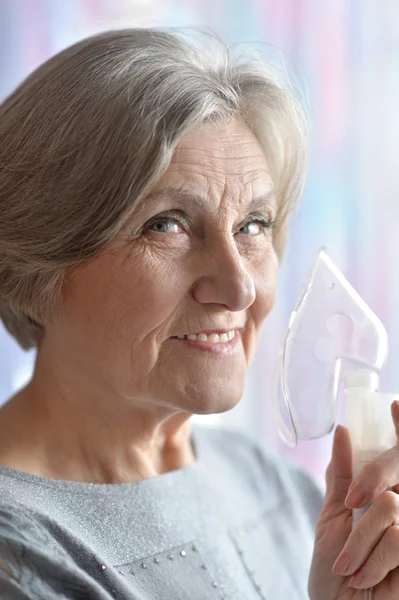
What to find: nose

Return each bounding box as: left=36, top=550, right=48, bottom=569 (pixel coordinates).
left=192, top=238, right=256, bottom=311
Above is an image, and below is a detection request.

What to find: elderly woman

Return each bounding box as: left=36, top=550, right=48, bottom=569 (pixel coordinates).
left=0, top=28, right=399, bottom=600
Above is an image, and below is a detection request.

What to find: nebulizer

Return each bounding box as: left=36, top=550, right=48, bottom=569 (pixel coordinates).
left=274, top=250, right=398, bottom=600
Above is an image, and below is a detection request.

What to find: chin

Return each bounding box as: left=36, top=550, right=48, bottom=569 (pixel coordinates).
left=185, top=387, right=244, bottom=416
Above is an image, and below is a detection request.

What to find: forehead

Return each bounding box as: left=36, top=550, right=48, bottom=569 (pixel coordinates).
left=119, top=119, right=276, bottom=236
left=162, top=119, right=273, bottom=195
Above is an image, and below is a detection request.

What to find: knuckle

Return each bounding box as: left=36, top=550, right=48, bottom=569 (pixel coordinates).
left=351, top=527, right=369, bottom=552
left=362, top=461, right=384, bottom=488
left=366, top=550, right=389, bottom=578
left=383, top=524, right=399, bottom=547
left=364, top=526, right=399, bottom=583
left=377, top=490, right=399, bottom=516
left=368, top=551, right=383, bottom=570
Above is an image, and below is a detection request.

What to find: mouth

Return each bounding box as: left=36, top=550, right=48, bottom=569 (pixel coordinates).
left=174, top=329, right=237, bottom=344
left=170, top=326, right=245, bottom=357
left=170, top=328, right=244, bottom=356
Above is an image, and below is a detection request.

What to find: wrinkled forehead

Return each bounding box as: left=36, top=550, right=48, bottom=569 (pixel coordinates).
left=171, top=119, right=270, bottom=172
left=153, top=119, right=275, bottom=208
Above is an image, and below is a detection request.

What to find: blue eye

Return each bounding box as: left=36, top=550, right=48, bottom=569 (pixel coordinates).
left=239, top=218, right=273, bottom=235
left=147, top=219, right=181, bottom=233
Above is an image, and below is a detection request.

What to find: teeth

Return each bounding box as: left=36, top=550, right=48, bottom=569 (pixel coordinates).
left=176, top=330, right=237, bottom=343
left=208, top=333, right=219, bottom=343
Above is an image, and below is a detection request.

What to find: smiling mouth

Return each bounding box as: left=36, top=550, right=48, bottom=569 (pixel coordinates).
left=173, top=330, right=237, bottom=344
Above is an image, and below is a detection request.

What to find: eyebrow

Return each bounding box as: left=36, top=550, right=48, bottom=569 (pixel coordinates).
left=145, top=186, right=277, bottom=211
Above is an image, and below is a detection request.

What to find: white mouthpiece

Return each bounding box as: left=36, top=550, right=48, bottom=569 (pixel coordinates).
left=343, top=369, right=379, bottom=391
left=345, top=375, right=398, bottom=480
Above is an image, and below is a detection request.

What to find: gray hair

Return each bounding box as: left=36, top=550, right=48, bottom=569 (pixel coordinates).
left=0, top=28, right=307, bottom=350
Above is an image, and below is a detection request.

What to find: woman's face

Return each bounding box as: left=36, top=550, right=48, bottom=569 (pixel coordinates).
left=55, top=119, right=279, bottom=415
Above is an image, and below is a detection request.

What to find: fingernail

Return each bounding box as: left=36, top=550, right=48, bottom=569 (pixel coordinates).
left=349, top=571, right=363, bottom=588
left=332, top=552, right=351, bottom=575
left=345, top=484, right=366, bottom=508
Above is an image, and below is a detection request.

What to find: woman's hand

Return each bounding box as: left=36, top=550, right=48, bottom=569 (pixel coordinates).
left=309, top=401, right=399, bottom=599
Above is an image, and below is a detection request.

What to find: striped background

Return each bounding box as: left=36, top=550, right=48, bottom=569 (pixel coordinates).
left=1, top=0, right=399, bottom=484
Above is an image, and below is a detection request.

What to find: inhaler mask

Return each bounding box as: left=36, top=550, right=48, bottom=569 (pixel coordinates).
left=274, top=249, right=388, bottom=447
left=274, top=249, right=398, bottom=600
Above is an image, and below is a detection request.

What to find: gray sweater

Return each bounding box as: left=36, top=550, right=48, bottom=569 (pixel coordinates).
left=0, top=425, right=323, bottom=599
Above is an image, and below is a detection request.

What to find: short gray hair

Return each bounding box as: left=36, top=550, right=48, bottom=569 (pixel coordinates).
left=0, top=28, right=307, bottom=350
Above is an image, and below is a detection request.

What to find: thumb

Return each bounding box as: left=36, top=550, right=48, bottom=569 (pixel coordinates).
left=325, top=425, right=353, bottom=508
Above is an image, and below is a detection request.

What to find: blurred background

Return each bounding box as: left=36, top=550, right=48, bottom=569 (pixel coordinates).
left=0, top=0, right=398, bottom=486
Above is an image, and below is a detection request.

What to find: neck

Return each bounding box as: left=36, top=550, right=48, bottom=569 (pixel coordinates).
left=0, top=355, right=196, bottom=484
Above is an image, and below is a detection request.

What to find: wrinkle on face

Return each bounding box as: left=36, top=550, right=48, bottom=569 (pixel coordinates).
left=4, top=118, right=280, bottom=483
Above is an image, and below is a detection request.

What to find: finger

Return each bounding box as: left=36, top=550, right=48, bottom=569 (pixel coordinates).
left=346, top=401, right=399, bottom=509
left=390, top=399, right=399, bottom=496
left=348, top=525, right=399, bottom=589
left=333, top=490, right=399, bottom=576
left=345, top=444, right=399, bottom=509
left=391, top=400, right=399, bottom=439
left=325, top=425, right=353, bottom=508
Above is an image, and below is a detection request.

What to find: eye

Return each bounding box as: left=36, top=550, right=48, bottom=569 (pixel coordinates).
left=239, top=217, right=274, bottom=235
left=145, top=218, right=183, bottom=234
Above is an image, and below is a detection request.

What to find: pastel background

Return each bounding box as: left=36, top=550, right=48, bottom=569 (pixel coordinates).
left=1, top=0, right=398, bottom=485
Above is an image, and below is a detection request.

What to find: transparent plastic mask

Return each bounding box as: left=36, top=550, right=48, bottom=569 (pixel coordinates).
left=273, top=250, right=388, bottom=446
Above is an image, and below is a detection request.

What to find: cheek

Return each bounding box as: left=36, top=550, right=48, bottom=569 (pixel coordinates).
left=251, top=249, right=279, bottom=325
left=63, top=246, right=188, bottom=345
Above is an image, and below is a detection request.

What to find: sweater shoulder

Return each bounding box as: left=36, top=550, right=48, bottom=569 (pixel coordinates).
left=194, top=423, right=323, bottom=524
